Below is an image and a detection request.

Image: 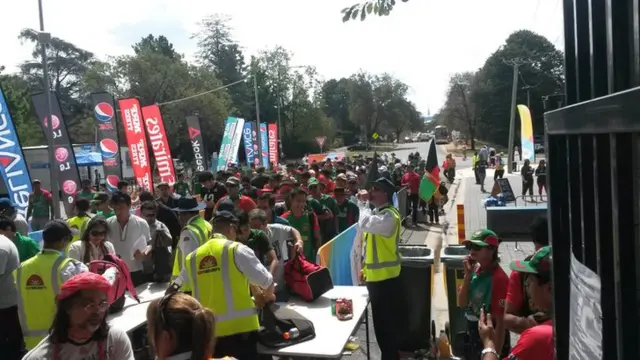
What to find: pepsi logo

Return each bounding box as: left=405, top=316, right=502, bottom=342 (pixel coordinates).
left=43, top=115, right=60, bottom=130
left=100, top=139, right=118, bottom=159
left=106, top=175, right=120, bottom=192
left=54, top=147, right=68, bottom=162
left=94, top=102, right=114, bottom=123
left=62, top=180, right=77, bottom=195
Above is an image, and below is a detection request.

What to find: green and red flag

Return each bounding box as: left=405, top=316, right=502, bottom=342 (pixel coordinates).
left=419, top=141, right=441, bottom=201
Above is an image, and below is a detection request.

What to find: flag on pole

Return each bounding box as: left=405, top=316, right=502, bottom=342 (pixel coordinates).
left=419, top=141, right=441, bottom=201
left=365, top=152, right=380, bottom=188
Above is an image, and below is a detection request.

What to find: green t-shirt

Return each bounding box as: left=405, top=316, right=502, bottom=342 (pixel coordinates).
left=14, top=233, right=40, bottom=263
left=30, top=192, right=51, bottom=219
left=96, top=210, right=115, bottom=219
left=283, top=212, right=315, bottom=260
left=317, top=194, right=339, bottom=241
left=76, top=190, right=95, bottom=202
left=306, top=197, right=325, bottom=214
left=466, top=270, right=495, bottom=317
left=174, top=181, right=190, bottom=197
left=336, top=200, right=359, bottom=233
left=247, top=229, right=273, bottom=264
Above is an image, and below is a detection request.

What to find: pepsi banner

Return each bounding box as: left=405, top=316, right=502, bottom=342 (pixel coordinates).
left=259, top=122, right=269, bottom=169
left=0, top=85, right=32, bottom=218
left=268, top=123, right=279, bottom=165
left=186, top=115, right=207, bottom=172
left=118, top=98, right=153, bottom=192
left=242, top=121, right=255, bottom=165
left=32, top=91, right=82, bottom=214
left=251, top=121, right=259, bottom=166
left=142, top=105, right=176, bottom=184
left=90, top=92, right=122, bottom=193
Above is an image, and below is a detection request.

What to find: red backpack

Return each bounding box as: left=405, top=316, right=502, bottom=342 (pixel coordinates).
left=284, top=254, right=333, bottom=302
left=88, top=254, right=140, bottom=313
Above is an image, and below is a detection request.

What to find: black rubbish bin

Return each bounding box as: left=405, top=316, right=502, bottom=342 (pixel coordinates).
left=440, top=245, right=469, bottom=357
left=397, top=245, right=434, bottom=352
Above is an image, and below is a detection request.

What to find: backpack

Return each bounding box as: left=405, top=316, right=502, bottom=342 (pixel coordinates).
left=88, top=254, right=140, bottom=313
left=258, top=302, right=316, bottom=348
left=284, top=253, right=333, bottom=302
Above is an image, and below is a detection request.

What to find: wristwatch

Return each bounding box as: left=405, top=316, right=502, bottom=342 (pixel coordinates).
left=481, top=348, right=499, bottom=359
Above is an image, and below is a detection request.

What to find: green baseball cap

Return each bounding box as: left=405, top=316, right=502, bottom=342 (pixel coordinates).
left=509, top=246, right=551, bottom=275
left=307, top=177, right=319, bottom=186
left=461, top=228, right=500, bottom=247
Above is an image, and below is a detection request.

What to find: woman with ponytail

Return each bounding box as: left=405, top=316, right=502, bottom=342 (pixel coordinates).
left=147, top=292, right=235, bottom=360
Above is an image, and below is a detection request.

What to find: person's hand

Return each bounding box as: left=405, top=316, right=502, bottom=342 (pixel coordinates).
left=294, top=240, right=303, bottom=253
left=253, top=291, right=268, bottom=308
left=358, top=270, right=365, bottom=284
left=478, top=308, right=496, bottom=343
left=463, top=255, right=474, bottom=276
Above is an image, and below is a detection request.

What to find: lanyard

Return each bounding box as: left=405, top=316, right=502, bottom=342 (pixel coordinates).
left=54, top=340, right=103, bottom=360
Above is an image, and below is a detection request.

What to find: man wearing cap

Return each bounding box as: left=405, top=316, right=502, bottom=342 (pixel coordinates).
left=156, top=182, right=177, bottom=208
left=334, top=187, right=359, bottom=233
left=171, top=196, right=212, bottom=285
left=0, top=198, right=29, bottom=236
left=175, top=211, right=275, bottom=359
left=198, top=171, right=228, bottom=221
left=26, top=180, right=53, bottom=232
left=478, top=246, right=554, bottom=360
left=13, top=220, right=88, bottom=350
left=458, top=229, right=510, bottom=359
left=215, top=176, right=257, bottom=214
left=358, top=177, right=405, bottom=360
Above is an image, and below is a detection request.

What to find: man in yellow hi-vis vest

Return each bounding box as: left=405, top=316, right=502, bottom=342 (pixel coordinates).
left=170, top=210, right=275, bottom=359
left=358, top=177, right=406, bottom=360
left=472, top=152, right=480, bottom=184
left=171, top=196, right=211, bottom=285
left=14, top=220, right=88, bottom=350
left=66, top=198, right=93, bottom=251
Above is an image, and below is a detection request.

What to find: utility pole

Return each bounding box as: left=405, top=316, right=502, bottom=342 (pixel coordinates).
left=503, top=58, right=530, bottom=174
left=38, top=0, right=61, bottom=219
left=253, top=74, right=262, bottom=167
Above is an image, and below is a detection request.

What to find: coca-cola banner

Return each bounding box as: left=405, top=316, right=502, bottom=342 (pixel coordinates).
left=186, top=115, right=207, bottom=172
left=31, top=91, right=82, bottom=214
left=90, top=92, right=123, bottom=193
left=267, top=123, right=279, bottom=165
left=142, top=105, right=176, bottom=184
left=117, top=98, right=153, bottom=192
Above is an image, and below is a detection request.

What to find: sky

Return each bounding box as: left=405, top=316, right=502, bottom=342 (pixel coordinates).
left=1, top=0, right=563, bottom=114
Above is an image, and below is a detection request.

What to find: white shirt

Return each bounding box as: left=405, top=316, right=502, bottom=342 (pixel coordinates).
left=177, top=236, right=273, bottom=289
left=358, top=202, right=397, bottom=238
left=175, top=215, right=205, bottom=272
left=0, top=234, right=19, bottom=308
left=106, top=214, right=151, bottom=272
left=67, top=241, right=116, bottom=263
left=265, top=224, right=295, bottom=291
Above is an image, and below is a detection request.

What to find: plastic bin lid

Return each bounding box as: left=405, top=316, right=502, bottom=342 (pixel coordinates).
left=399, top=245, right=434, bottom=265
left=440, top=245, right=468, bottom=264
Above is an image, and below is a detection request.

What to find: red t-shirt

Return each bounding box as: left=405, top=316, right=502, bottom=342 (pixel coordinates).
left=489, top=266, right=509, bottom=317
left=401, top=172, right=421, bottom=194
left=506, top=270, right=525, bottom=310
left=505, top=320, right=554, bottom=360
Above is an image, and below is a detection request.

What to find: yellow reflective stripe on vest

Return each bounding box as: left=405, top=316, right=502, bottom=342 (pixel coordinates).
left=365, top=208, right=401, bottom=270
left=189, top=241, right=257, bottom=322
left=15, top=255, right=68, bottom=337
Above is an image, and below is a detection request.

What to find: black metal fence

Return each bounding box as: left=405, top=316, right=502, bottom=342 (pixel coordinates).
left=549, top=1, right=640, bottom=359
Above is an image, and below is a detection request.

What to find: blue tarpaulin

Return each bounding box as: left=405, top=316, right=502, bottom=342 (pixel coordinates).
left=31, top=151, right=103, bottom=169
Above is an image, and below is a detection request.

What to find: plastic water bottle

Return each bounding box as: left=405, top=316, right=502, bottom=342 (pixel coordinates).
left=438, top=330, right=451, bottom=358
left=284, top=327, right=300, bottom=340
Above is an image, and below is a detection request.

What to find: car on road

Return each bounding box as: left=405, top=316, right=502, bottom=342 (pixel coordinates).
left=347, top=142, right=372, bottom=151
left=418, top=133, right=431, bottom=141
left=404, top=136, right=413, bottom=143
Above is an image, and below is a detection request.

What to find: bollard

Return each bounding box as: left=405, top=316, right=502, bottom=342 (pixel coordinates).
left=456, top=204, right=465, bottom=244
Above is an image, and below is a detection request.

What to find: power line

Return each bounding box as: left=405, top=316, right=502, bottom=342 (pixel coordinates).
left=156, top=77, right=248, bottom=106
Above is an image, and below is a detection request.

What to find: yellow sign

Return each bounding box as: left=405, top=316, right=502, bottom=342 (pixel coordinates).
left=371, top=132, right=379, bottom=140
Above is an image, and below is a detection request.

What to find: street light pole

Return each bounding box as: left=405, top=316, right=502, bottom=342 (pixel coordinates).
left=38, top=0, right=61, bottom=219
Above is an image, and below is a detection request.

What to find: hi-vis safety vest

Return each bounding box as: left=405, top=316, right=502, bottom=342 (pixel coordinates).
left=363, top=205, right=401, bottom=282
left=472, top=155, right=479, bottom=168
left=14, top=251, right=73, bottom=349
left=185, top=238, right=259, bottom=337
left=67, top=215, right=92, bottom=248
left=172, top=216, right=211, bottom=279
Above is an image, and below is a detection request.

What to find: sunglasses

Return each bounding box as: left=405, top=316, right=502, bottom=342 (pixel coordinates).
left=466, top=244, right=484, bottom=251
left=81, top=300, right=109, bottom=313
left=90, top=230, right=107, bottom=236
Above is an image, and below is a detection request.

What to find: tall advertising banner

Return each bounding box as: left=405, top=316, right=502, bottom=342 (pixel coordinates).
left=242, top=121, right=255, bottom=166
left=217, top=117, right=238, bottom=170
left=90, top=92, right=123, bottom=193
left=259, top=123, right=270, bottom=169
left=267, top=123, right=279, bottom=165
left=185, top=115, right=207, bottom=172
left=143, top=105, right=176, bottom=184
left=0, top=86, right=32, bottom=217
left=228, top=118, right=245, bottom=165
left=118, top=98, right=153, bottom=192
left=517, top=105, right=536, bottom=162
left=32, top=91, right=82, bottom=214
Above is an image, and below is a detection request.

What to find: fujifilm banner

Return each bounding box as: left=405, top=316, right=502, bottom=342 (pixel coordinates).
left=186, top=115, right=207, bottom=171
left=32, top=91, right=82, bottom=215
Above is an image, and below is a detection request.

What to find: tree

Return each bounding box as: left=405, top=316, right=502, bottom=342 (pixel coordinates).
left=133, top=35, right=179, bottom=59
left=0, top=74, right=46, bottom=146
left=383, top=96, right=421, bottom=143
left=341, top=0, right=410, bottom=22
left=440, top=72, right=480, bottom=149
left=320, top=78, right=355, bottom=145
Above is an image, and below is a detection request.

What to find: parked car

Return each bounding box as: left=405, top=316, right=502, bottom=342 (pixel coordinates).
left=418, top=133, right=431, bottom=141
left=347, top=142, right=372, bottom=151
left=404, top=136, right=413, bottom=143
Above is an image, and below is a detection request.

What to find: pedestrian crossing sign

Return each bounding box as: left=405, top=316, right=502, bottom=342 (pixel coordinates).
left=371, top=132, right=379, bottom=140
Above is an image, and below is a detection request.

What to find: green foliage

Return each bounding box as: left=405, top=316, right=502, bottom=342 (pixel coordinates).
left=341, top=0, right=410, bottom=22
left=438, top=30, right=564, bottom=148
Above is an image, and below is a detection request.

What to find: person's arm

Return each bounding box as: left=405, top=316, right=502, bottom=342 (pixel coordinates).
left=133, top=220, right=152, bottom=260
left=26, top=195, right=33, bottom=220
left=504, top=271, right=535, bottom=334
left=490, top=272, right=510, bottom=352
left=46, top=193, right=54, bottom=220
left=157, top=222, right=173, bottom=247
left=287, top=226, right=303, bottom=252
left=60, top=259, right=89, bottom=283
left=66, top=242, right=83, bottom=262
left=358, top=208, right=395, bottom=238
left=177, top=229, right=200, bottom=269
left=15, top=218, right=29, bottom=236
left=265, top=248, right=278, bottom=276
left=311, top=213, right=322, bottom=249
left=456, top=270, right=472, bottom=308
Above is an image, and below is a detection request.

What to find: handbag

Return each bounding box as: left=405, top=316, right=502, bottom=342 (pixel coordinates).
left=284, top=253, right=333, bottom=302
left=258, top=303, right=315, bottom=348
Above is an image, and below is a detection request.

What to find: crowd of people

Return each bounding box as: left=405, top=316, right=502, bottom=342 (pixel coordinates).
left=0, top=148, right=557, bottom=360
